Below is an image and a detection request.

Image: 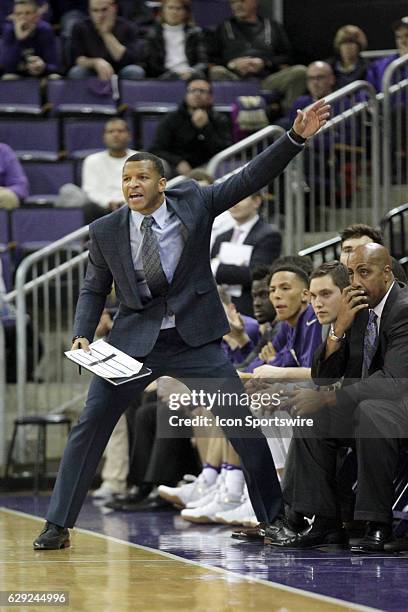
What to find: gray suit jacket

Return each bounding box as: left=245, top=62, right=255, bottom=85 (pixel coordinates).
left=73, top=133, right=301, bottom=357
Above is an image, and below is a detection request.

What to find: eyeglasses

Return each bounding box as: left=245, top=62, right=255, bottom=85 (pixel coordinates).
left=186, top=88, right=211, bottom=94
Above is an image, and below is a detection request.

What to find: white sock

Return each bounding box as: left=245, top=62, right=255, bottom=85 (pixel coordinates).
left=225, top=465, right=244, bottom=498
left=202, top=463, right=219, bottom=486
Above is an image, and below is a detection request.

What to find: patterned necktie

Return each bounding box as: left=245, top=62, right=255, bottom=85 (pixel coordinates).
left=362, top=310, right=378, bottom=378
left=141, top=216, right=169, bottom=298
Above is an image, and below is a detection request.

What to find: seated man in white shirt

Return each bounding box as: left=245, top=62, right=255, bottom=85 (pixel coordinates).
left=211, top=192, right=281, bottom=316
left=81, top=117, right=137, bottom=223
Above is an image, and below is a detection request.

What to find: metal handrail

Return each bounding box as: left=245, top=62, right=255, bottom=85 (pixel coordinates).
left=298, top=235, right=341, bottom=258
left=13, top=226, right=89, bottom=419
left=381, top=53, right=408, bottom=212
left=206, top=125, right=285, bottom=176
left=0, top=315, right=5, bottom=469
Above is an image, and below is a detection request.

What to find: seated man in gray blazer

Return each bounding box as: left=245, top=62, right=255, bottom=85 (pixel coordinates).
left=33, top=99, right=330, bottom=550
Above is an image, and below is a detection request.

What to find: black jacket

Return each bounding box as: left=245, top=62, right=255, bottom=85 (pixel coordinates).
left=70, top=17, right=140, bottom=70
left=211, top=219, right=282, bottom=315
left=149, top=102, right=232, bottom=170
left=312, top=283, right=408, bottom=409
left=142, top=23, right=208, bottom=78
left=208, top=16, right=292, bottom=76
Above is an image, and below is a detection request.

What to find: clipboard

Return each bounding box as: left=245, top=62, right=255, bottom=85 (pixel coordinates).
left=65, top=339, right=152, bottom=386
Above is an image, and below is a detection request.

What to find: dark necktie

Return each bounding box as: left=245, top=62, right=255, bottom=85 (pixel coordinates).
left=362, top=310, right=378, bottom=378
left=141, top=216, right=169, bottom=298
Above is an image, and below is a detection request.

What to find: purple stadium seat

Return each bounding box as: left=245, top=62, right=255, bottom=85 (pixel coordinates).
left=11, top=208, right=85, bottom=252
left=63, top=118, right=107, bottom=155
left=61, top=116, right=132, bottom=156
left=192, top=0, right=232, bottom=28
left=120, top=80, right=186, bottom=108
left=47, top=78, right=118, bottom=115
left=21, top=160, right=76, bottom=196
left=0, top=209, right=9, bottom=244
left=0, top=118, right=60, bottom=158
left=0, top=248, right=13, bottom=292
left=0, top=79, right=42, bottom=115
left=212, top=81, right=261, bottom=105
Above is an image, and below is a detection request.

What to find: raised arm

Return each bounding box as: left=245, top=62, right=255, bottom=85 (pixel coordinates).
left=207, top=99, right=331, bottom=216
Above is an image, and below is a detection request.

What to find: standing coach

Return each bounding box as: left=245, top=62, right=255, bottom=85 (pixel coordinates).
left=33, top=100, right=329, bottom=549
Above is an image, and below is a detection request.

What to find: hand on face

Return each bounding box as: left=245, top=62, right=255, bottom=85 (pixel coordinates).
left=332, top=285, right=368, bottom=336
left=191, top=109, right=209, bottom=129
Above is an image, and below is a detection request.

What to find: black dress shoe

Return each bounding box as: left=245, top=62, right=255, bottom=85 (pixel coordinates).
left=384, top=536, right=408, bottom=553
left=264, top=517, right=300, bottom=546
left=265, top=517, right=346, bottom=549
left=109, top=495, right=173, bottom=512
left=350, top=522, right=392, bottom=553
left=231, top=523, right=266, bottom=541
left=105, top=490, right=149, bottom=510
left=33, top=521, right=70, bottom=550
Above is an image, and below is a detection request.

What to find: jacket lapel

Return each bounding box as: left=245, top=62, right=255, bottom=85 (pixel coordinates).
left=115, top=206, right=140, bottom=293
left=166, top=195, right=195, bottom=288
left=371, top=282, right=401, bottom=366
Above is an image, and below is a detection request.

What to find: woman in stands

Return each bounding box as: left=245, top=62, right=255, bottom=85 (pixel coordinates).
left=326, top=25, right=369, bottom=89
left=142, top=0, right=208, bottom=79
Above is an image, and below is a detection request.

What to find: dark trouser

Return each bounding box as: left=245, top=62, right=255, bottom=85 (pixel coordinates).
left=283, top=398, right=408, bottom=523
left=47, top=329, right=282, bottom=527
left=128, top=400, right=201, bottom=486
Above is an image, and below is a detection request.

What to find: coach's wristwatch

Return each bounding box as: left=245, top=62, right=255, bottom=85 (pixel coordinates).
left=72, top=335, right=88, bottom=343
left=328, top=324, right=345, bottom=343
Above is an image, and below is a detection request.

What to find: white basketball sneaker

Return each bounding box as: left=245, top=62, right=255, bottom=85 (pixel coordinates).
left=215, top=493, right=257, bottom=526
left=185, top=472, right=225, bottom=509
left=158, top=473, right=211, bottom=508
left=181, top=486, right=241, bottom=524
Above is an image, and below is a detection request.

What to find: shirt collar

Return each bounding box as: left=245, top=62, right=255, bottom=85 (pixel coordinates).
left=372, top=281, right=395, bottom=322
left=233, top=214, right=259, bottom=236
left=130, top=199, right=168, bottom=232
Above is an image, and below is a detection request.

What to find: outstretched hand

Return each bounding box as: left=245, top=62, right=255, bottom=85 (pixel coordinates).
left=292, top=98, right=331, bottom=139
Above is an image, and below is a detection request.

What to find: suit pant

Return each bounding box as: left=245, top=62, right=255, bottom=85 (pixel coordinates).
left=47, top=329, right=282, bottom=527
left=128, top=400, right=201, bottom=486
left=283, top=398, right=408, bottom=523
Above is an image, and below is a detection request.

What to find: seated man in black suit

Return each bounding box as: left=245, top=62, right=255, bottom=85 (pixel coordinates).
left=265, top=243, right=408, bottom=552
left=211, top=192, right=281, bottom=316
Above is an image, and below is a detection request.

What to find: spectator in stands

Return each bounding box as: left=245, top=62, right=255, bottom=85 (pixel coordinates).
left=68, top=0, right=145, bottom=80
left=266, top=243, right=408, bottom=552
left=211, top=192, right=281, bottom=316
left=50, top=1, right=88, bottom=68
left=117, top=0, right=155, bottom=32
left=339, top=223, right=383, bottom=266
left=0, top=0, right=60, bottom=79
left=208, top=0, right=306, bottom=112
left=326, top=25, right=369, bottom=90
left=149, top=77, right=232, bottom=177
left=283, top=61, right=336, bottom=128
left=142, top=0, right=208, bottom=80
left=0, top=143, right=29, bottom=209
left=81, top=117, right=137, bottom=223
left=366, top=16, right=408, bottom=92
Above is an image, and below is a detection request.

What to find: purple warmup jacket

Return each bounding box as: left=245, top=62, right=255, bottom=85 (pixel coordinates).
left=222, top=315, right=260, bottom=365
left=366, top=54, right=401, bottom=93
left=0, top=143, right=29, bottom=201
left=245, top=303, right=322, bottom=372
left=0, top=20, right=59, bottom=75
